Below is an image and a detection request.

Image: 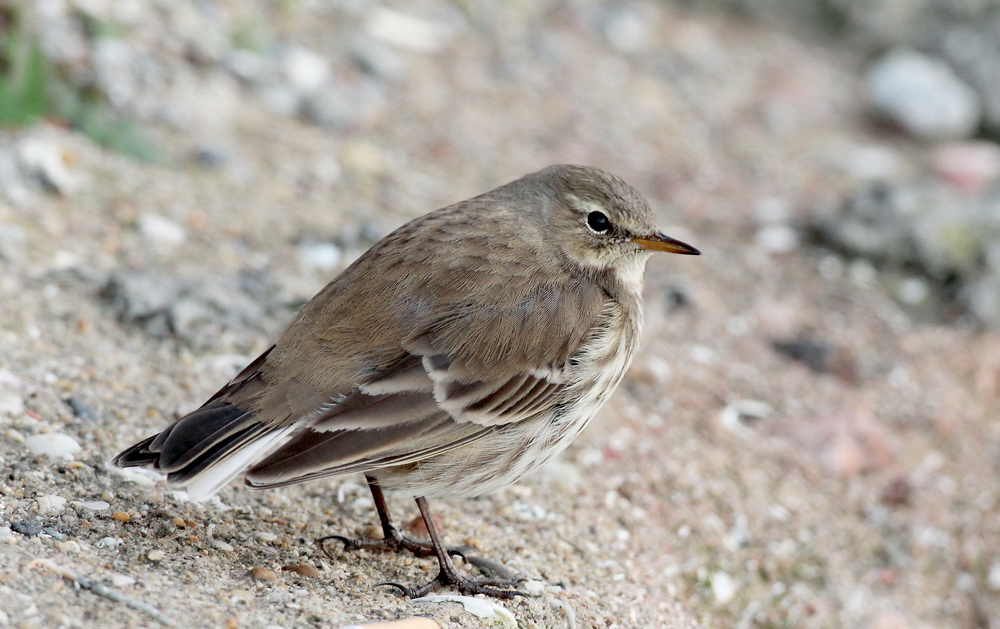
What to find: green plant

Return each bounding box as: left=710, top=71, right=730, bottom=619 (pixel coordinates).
left=0, top=33, right=49, bottom=126
left=0, top=13, right=158, bottom=162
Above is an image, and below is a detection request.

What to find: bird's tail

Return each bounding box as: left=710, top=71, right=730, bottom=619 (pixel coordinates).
left=111, top=400, right=297, bottom=501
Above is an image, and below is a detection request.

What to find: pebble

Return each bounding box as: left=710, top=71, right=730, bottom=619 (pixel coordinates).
left=350, top=36, right=404, bottom=80
left=0, top=224, right=26, bottom=261
left=212, top=540, right=235, bottom=552
left=254, top=531, right=278, bottom=542
left=147, top=550, right=166, bottom=562
left=771, top=336, right=832, bottom=373
left=64, top=396, right=100, bottom=421
left=364, top=8, right=457, bottom=52
left=282, top=564, right=321, bottom=578
left=97, top=536, right=124, bottom=549
left=251, top=566, right=278, bottom=581
left=303, top=80, right=386, bottom=129
left=280, top=46, right=330, bottom=96
left=719, top=400, right=772, bottom=438
left=25, top=433, right=81, bottom=459
left=137, top=213, right=187, bottom=250
left=602, top=4, right=656, bottom=54
left=866, top=49, right=981, bottom=140
left=36, top=495, right=68, bottom=515
left=109, top=466, right=158, bottom=487
left=645, top=356, right=671, bottom=382
left=226, top=589, right=253, bottom=604
left=78, top=500, right=110, bottom=511
left=11, top=520, right=43, bottom=537
left=0, top=391, right=24, bottom=418
left=540, top=459, right=581, bottom=495
left=754, top=224, right=799, bottom=253
left=412, top=595, right=514, bottom=621
left=988, top=561, right=1000, bottom=591
left=297, top=241, right=342, bottom=271
left=711, top=571, right=738, bottom=604
left=0, top=526, right=14, bottom=542
left=112, top=511, right=131, bottom=522
left=16, top=128, right=82, bottom=194
left=108, top=573, right=136, bottom=587
left=930, top=141, right=1000, bottom=191
left=57, top=540, right=81, bottom=553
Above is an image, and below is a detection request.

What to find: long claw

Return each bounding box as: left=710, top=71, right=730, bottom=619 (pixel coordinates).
left=375, top=581, right=414, bottom=597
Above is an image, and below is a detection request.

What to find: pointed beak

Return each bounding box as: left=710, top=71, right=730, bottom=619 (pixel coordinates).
left=633, top=232, right=701, bottom=255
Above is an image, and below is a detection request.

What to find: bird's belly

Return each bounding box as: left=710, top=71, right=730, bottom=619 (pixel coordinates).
left=376, top=303, right=640, bottom=499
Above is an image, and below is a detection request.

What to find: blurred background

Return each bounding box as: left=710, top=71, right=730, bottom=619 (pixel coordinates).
left=1, top=1, right=998, bottom=627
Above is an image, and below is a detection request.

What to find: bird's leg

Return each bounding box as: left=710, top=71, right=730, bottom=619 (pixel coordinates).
left=316, top=476, right=469, bottom=560
left=378, top=496, right=527, bottom=599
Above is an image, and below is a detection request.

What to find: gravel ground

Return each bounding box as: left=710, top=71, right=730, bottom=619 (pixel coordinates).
left=1, top=2, right=998, bottom=628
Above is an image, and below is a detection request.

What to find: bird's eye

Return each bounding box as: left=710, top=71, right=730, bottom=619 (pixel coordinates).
left=586, top=211, right=612, bottom=234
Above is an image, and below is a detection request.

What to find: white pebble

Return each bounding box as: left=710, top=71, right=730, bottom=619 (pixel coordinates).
left=988, top=561, right=1000, bottom=591
left=0, top=526, right=14, bottom=542
left=281, top=46, right=330, bottom=95
left=79, top=500, right=111, bottom=511
left=711, top=571, right=738, bottom=604
left=719, top=399, right=773, bottom=438
left=212, top=540, right=235, bottom=552
left=867, top=49, right=980, bottom=140
left=108, top=573, right=136, bottom=587
left=645, top=356, right=671, bottom=382
left=897, top=277, right=930, bottom=305
left=412, top=595, right=514, bottom=620
left=36, top=495, right=68, bottom=515
left=25, top=433, right=81, bottom=459
left=297, top=242, right=342, bottom=271
left=57, top=540, right=81, bottom=553
left=523, top=580, right=546, bottom=596
left=0, top=391, right=24, bottom=417
left=365, top=8, right=456, bottom=51
left=689, top=345, right=716, bottom=365
left=109, top=466, right=158, bottom=487
left=17, top=130, right=82, bottom=194
left=137, top=213, right=187, bottom=249
left=147, top=550, right=166, bottom=562
left=540, top=459, right=581, bottom=494
left=755, top=224, right=799, bottom=253
left=254, top=531, right=278, bottom=542
left=97, top=536, right=124, bottom=549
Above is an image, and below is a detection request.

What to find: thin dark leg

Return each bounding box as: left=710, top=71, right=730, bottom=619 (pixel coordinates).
left=377, top=496, right=527, bottom=599
left=316, top=476, right=468, bottom=560
left=368, top=476, right=396, bottom=540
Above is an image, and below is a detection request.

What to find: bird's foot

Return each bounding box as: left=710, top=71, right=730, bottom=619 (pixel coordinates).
left=316, top=531, right=470, bottom=561
left=378, top=564, right=528, bottom=599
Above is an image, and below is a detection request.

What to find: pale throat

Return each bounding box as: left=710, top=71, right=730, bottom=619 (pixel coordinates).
left=615, top=252, right=650, bottom=293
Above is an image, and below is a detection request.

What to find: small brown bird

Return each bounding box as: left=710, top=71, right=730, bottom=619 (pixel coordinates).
left=113, top=164, right=699, bottom=597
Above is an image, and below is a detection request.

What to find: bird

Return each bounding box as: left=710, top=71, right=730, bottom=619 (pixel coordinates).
left=112, top=164, right=700, bottom=598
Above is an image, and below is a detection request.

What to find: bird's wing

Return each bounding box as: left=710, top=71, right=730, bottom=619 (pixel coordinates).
left=245, top=280, right=610, bottom=488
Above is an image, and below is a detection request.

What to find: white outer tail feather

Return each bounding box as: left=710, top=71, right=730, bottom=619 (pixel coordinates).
left=182, top=423, right=300, bottom=501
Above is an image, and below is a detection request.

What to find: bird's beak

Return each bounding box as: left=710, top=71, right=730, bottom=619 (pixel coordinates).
left=633, top=232, right=701, bottom=255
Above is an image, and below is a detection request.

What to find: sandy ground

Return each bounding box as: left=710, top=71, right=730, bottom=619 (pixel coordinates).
left=1, top=2, right=998, bottom=628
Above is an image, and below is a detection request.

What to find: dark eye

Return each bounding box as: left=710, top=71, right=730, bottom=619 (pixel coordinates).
left=586, top=211, right=612, bottom=234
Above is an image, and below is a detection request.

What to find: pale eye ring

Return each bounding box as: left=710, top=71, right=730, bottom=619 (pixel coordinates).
left=586, top=211, right=612, bottom=234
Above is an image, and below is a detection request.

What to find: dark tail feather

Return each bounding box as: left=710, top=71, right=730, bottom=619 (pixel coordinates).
left=149, top=401, right=252, bottom=472
left=111, top=401, right=252, bottom=472
left=111, top=435, right=159, bottom=467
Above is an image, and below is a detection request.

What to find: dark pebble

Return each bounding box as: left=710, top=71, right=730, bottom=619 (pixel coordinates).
left=65, top=397, right=100, bottom=421
left=771, top=336, right=831, bottom=374
left=12, top=519, right=43, bottom=537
